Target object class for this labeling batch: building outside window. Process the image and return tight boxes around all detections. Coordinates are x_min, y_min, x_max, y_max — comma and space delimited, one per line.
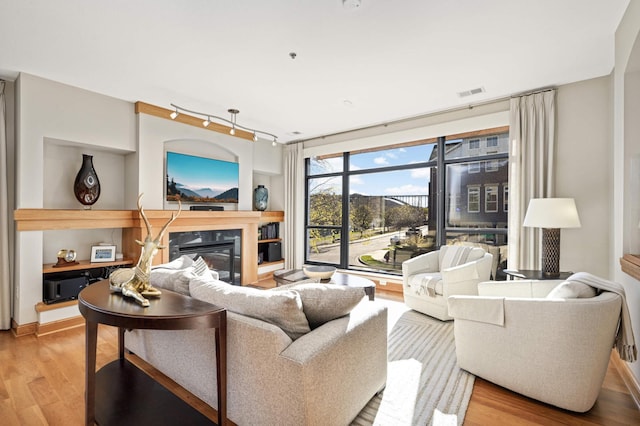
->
468, 187, 481, 213
468, 161, 481, 173
503, 184, 509, 212
485, 159, 499, 172
485, 185, 498, 212
305, 127, 509, 276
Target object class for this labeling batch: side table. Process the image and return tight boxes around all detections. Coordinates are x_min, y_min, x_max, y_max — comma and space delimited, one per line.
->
79, 280, 227, 426
503, 269, 573, 280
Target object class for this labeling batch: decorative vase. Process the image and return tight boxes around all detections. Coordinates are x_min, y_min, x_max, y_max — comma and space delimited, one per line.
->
254, 185, 268, 211
73, 154, 101, 208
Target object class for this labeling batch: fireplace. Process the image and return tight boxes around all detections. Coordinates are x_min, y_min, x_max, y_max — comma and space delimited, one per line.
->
169, 229, 241, 285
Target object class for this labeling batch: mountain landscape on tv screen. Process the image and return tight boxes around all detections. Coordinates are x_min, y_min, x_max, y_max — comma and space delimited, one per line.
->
167, 180, 239, 203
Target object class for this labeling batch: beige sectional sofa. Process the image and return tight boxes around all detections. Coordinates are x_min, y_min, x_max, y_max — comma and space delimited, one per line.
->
125, 260, 388, 425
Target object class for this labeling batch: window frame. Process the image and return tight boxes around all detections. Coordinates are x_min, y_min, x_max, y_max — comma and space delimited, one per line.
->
304, 126, 509, 275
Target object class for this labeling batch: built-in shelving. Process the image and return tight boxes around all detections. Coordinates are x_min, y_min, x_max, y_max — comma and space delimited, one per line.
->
43, 259, 134, 274
257, 213, 284, 278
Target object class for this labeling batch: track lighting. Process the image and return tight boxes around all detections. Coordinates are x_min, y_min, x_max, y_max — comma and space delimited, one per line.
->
168, 103, 277, 143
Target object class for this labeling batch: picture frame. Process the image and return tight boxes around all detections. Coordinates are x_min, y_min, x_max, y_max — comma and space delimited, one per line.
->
90, 245, 116, 263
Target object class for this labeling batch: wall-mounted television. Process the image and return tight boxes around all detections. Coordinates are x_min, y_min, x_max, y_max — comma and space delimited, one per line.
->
166, 151, 239, 204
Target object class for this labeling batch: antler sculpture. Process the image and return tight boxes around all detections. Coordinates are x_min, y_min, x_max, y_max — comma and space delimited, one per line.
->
109, 194, 181, 307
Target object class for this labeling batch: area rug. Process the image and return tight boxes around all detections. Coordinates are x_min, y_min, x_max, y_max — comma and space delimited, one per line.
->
351, 302, 475, 426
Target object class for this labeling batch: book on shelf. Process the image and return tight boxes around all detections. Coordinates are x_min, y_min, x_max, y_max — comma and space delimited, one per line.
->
258, 222, 280, 240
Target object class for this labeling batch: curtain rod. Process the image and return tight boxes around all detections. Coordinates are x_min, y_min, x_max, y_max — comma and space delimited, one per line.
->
288, 86, 556, 145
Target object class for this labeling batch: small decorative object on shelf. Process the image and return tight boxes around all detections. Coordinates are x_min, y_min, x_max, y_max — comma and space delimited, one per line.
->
53, 249, 79, 267
90, 245, 116, 263
73, 154, 101, 208
254, 185, 268, 211
108, 194, 181, 307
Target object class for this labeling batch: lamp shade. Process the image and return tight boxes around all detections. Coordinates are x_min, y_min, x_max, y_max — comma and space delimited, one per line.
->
523, 198, 581, 229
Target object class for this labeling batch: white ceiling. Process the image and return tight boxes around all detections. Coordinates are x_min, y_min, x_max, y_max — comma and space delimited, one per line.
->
0, 0, 629, 143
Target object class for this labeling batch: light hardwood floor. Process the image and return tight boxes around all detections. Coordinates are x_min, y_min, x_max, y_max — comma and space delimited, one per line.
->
0, 290, 638, 425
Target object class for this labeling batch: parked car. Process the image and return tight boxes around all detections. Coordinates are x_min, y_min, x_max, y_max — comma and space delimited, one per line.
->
390, 235, 406, 245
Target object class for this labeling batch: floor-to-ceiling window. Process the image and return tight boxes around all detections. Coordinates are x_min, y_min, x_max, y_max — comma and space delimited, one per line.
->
305, 127, 508, 276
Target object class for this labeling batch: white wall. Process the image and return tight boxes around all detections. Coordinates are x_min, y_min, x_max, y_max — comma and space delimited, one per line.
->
12, 73, 285, 325
301, 87, 615, 278
556, 76, 612, 277
613, 1, 640, 385
136, 113, 254, 210
14, 73, 136, 325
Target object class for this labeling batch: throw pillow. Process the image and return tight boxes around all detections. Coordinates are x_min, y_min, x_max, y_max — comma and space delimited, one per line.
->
189, 276, 311, 340
150, 256, 211, 296
271, 283, 365, 329
439, 246, 479, 270
546, 281, 597, 299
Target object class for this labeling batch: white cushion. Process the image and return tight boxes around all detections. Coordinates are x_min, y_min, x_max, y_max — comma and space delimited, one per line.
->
271, 283, 365, 329
150, 256, 212, 296
439, 246, 484, 270
406, 273, 443, 297
547, 281, 597, 299
189, 276, 311, 340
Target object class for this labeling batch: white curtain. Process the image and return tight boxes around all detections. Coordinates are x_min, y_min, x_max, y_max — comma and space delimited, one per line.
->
0, 81, 11, 329
283, 143, 305, 269
508, 89, 556, 271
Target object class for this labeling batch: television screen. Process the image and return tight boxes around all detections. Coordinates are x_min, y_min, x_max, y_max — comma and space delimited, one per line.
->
166, 151, 239, 203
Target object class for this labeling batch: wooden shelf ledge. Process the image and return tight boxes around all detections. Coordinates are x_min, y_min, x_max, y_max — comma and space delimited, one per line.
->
621, 254, 640, 281
15, 209, 283, 231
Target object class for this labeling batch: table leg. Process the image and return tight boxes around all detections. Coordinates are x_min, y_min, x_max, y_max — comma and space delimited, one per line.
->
215, 311, 227, 426
365, 286, 375, 301
118, 327, 125, 362
85, 320, 98, 426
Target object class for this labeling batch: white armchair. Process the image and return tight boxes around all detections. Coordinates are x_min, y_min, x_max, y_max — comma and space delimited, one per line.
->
447, 282, 622, 412
401, 245, 492, 320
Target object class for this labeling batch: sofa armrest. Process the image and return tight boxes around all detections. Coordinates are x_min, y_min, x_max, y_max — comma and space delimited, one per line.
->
441, 253, 492, 297
402, 250, 439, 288
279, 302, 388, 424
478, 280, 559, 298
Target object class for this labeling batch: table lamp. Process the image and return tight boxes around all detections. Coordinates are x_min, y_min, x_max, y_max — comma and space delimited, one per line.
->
523, 198, 581, 277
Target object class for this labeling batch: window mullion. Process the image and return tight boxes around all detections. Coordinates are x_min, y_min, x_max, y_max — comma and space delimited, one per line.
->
340, 153, 350, 268
436, 136, 446, 247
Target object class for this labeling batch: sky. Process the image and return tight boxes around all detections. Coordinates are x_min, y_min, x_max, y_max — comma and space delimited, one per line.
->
166, 151, 239, 191
311, 144, 435, 196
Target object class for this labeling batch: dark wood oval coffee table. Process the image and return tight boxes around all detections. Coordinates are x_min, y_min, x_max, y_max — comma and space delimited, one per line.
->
79, 280, 227, 425
274, 270, 375, 300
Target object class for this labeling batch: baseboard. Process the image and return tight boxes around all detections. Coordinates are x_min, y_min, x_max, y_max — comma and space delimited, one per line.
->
11, 316, 85, 337
611, 351, 640, 409
11, 318, 36, 337
36, 315, 85, 337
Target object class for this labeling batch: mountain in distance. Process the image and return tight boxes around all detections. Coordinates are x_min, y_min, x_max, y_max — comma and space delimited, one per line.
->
172, 183, 202, 199
216, 188, 238, 201
168, 179, 238, 202
196, 187, 218, 198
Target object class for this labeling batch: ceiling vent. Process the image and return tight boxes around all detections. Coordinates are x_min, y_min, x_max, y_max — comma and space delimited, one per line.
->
457, 87, 485, 98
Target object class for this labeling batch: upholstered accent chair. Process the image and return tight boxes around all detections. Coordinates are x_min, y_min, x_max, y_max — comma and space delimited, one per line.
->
447, 281, 623, 412
401, 245, 492, 320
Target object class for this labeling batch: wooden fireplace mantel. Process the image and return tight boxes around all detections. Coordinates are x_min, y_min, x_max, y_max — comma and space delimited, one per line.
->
14, 209, 284, 285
